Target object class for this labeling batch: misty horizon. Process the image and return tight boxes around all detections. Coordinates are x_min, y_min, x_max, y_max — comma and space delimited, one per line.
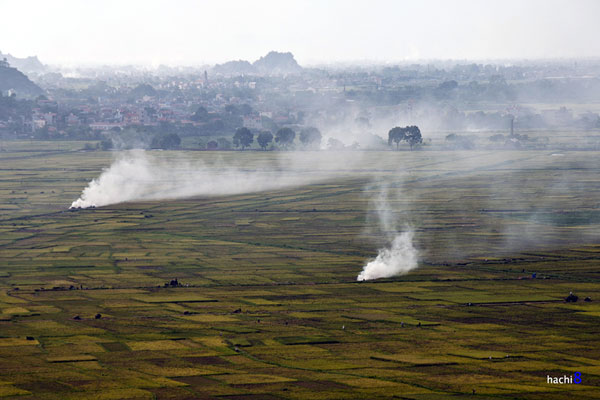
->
9, 56, 600, 71
2, 0, 600, 67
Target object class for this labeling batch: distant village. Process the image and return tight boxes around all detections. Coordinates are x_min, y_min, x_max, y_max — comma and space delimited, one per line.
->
1, 51, 600, 150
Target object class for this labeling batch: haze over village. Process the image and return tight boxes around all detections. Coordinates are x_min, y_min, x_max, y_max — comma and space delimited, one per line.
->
2, 49, 600, 152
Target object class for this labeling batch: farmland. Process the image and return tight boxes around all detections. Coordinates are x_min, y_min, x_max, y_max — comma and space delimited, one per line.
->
1, 142, 600, 399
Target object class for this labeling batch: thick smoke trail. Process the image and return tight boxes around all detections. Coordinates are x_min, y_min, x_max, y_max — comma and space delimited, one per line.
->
70, 150, 360, 209
357, 186, 418, 281
357, 231, 418, 281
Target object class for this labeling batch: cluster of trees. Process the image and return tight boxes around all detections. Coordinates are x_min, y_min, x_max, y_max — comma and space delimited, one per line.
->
221, 125, 424, 151
388, 126, 422, 150
226, 126, 322, 151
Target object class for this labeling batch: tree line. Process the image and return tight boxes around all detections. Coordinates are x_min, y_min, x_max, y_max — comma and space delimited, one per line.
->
225, 125, 422, 151
92, 123, 423, 151
227, 126, 322, 150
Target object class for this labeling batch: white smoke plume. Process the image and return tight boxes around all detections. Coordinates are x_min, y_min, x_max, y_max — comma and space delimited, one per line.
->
70, 150, 362, 209
357, 186, 418, 281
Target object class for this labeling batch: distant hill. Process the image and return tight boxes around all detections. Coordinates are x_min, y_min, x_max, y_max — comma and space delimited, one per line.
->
0, 61, 44, 98
0, 51, 46, 74
212, 52, 303, 76
253, 51, 302, 74
212, 60, 256, 75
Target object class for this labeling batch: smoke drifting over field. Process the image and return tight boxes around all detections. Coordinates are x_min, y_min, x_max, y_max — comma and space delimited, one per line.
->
70, 149, 595, 282
70, 150, 355, 209
70, 150, 420, 281
357, 186, 418, 281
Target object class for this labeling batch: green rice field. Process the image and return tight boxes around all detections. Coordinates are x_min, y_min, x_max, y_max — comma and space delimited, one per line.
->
0, 142, 599, 399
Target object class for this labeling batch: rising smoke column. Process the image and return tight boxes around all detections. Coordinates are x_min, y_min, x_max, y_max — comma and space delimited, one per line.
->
357, 186, 418, 281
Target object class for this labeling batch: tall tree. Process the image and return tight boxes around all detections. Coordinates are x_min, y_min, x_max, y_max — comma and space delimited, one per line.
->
388, 127, 406, 150
257, 131, 273, 150
299, 127, 322, 149
232, 127, 253, 150
405, 126, 422, 150
275, 127, 295, 149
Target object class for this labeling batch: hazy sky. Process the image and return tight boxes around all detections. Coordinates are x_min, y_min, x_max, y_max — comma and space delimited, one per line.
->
2, 0, 599, 66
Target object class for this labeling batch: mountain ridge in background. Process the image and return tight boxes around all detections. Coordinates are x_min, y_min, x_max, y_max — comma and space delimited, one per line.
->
253, 51, 302, 74
212, 51, 302, 75
212, 60, 256, 75
0, 51, 46, 75
0, 60, 44, 98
